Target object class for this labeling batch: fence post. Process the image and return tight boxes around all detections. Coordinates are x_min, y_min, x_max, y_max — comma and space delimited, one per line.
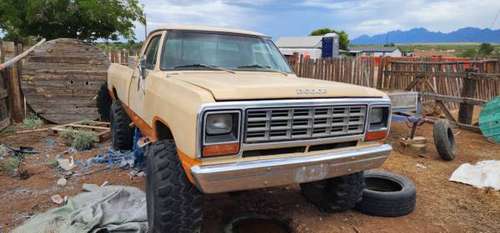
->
6, 66, 24, 122
458, 68, 478, 125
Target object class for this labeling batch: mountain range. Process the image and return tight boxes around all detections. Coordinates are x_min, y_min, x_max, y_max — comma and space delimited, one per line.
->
351, 27, 500, 45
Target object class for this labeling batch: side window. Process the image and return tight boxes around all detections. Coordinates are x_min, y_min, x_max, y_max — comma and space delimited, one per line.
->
143, 36, 161, 69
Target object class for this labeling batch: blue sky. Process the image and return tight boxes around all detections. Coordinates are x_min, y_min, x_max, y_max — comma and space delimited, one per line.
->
136, 0, 500, 40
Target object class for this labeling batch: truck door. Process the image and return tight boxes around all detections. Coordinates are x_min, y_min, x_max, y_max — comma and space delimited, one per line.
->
129, 31, 163, 119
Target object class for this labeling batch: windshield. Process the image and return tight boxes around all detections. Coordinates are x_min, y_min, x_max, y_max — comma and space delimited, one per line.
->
160, 31, 292, 73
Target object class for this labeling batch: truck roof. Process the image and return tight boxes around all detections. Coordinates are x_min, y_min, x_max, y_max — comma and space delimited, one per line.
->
150, 24, 267, 37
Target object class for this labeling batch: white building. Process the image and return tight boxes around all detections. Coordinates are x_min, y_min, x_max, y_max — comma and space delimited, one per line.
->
275, 33, 339, 59
348, 46, 402, 57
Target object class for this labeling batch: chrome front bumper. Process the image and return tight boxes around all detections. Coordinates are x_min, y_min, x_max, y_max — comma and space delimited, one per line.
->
191, 144, 392, 193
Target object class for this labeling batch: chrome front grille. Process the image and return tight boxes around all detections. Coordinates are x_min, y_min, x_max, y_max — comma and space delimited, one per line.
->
245, 105, 367, 143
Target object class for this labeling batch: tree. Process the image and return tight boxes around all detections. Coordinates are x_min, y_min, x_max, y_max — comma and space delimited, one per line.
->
478, 43, 494, 57
310, 28, 350, 50
459, 48, 477, 58
0, 0, 144, 42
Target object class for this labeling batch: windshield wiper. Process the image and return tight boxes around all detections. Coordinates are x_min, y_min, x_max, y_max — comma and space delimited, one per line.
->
237, 64, 288, 76
239, 64, 289, 76
174, 64, 235, 74
237, 64, 271, 69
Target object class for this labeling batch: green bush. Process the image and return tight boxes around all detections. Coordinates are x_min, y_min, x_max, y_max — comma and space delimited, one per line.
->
0, 145, 8, 158
59, 130, 98, 151
0, 157, 20, 175
47, 159, 59, 168
72, 131, 98, 151
22, 115, 43, 129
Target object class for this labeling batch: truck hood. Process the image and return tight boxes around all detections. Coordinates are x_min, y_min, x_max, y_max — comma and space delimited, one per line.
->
170, 71, 387, 100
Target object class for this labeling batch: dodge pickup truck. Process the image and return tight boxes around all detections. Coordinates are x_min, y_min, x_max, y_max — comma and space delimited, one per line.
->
106, 25, 392, 233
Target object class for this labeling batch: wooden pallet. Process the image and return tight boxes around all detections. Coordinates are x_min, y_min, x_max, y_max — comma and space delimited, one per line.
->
50, 120, 111, 142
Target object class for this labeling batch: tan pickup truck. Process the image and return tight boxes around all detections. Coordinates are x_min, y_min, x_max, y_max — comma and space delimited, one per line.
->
106, 25, 392, 233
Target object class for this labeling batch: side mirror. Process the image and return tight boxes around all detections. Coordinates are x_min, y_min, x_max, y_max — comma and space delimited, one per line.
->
138, 57, 147, 79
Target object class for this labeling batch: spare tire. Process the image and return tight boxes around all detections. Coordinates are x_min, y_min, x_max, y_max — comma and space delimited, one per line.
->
300, 172, 365, 213
433, 119, 456, 161
355, 170, 416, 217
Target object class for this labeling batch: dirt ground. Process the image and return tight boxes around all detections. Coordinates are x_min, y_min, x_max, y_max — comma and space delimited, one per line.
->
1, 122, 499, 233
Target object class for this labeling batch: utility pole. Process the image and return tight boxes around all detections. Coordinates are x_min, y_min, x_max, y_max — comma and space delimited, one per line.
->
142, 4, 147, 40
144, 13, 147, 39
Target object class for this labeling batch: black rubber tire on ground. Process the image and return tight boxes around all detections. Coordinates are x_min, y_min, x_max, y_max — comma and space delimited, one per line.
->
96, 83, 112, 122
433, 119, 456, 161
110, 100, 133, 151
300, 172, 365, 213
355, 170, 416, 217
146, 139, 203, 233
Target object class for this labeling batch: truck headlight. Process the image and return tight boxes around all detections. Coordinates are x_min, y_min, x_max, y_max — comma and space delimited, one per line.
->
370, 108, 385, 125
206, 114, 233, 135
202, 111, 241, 157
366, 106, 390, 141
368, 106, 389, 130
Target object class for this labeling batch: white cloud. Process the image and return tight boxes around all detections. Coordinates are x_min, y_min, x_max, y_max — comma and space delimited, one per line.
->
301, 0, 500, 37
136, 0, 273, 39
134, 0, 500, 40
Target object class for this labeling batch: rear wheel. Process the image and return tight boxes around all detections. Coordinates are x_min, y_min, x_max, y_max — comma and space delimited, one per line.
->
96, 83, 112, 122
146, 139, 203, 233
300, 172, 365, 212
110, 100, 133, 151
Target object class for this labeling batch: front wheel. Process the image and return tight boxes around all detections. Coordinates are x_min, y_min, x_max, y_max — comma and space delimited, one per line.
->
145, 139, 203, 233
300, 172, 365, 213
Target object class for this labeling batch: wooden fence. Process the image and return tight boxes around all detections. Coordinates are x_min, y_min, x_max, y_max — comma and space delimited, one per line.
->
287, 55, 378, 88
379, 58, 500, 102
107, 50, 136, 67
287, 55, 499, 102
0, 39, 49, 130
287, 55, 500, 130
0, 41, 20, 130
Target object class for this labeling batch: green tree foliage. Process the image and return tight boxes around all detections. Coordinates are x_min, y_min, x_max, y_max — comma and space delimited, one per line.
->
478, 43, 494, 57
310, 28, 334, 36
310, 28, 350, 50
0, 0, 144, 42
459, 48, 477, 58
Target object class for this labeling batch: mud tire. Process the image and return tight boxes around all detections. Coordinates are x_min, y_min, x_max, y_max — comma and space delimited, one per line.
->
300, 172, 365, 213
146, 139, 203, 233
433, 119, 456, 161
96, 83, 112, 122
110, 100, 133, 150
355, 170, 416, 217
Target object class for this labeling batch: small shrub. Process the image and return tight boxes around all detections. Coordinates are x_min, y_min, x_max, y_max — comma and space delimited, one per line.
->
0, 126, 16, 135
60, 130, 76, 146
47, 159, 59, 168
22, 115, 43, 129
0, 145, 8, 158
72, 130, 98, 151
59, 130, 98, 151
0, 157, 20, 175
